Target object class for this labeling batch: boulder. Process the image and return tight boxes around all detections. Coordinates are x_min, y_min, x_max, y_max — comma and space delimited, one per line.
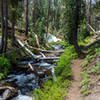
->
0, 86, 18, 100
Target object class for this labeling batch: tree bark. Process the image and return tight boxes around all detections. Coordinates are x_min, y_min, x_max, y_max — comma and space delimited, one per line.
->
32, 0, 36, 25
11, 22, 15, 45
25, 0, 29, 37
3, 0, 8, 53
88, 0, 92, 24
72, 0, 81, 54
1, 0, 5, 53
47, 0, 51, 35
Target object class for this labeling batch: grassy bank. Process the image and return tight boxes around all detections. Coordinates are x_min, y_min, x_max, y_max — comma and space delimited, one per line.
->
33, 46, 78, 100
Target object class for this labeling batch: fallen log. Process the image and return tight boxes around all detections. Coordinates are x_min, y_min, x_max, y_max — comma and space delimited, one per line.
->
38, 57, 59, 60
88, 24, 100, 35
16, 39, 60, 61
28, 63, 34, 71
88, 24, 96, 32
0, 86, 15, 90
16, 39, 41, 59
25, 42, 64, 53
34, 33, 46, 57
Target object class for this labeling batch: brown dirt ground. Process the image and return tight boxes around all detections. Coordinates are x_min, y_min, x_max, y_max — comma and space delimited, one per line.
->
65, 59, 83, 100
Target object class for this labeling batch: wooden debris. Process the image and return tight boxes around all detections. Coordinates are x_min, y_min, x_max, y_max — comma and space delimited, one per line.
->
25, 42, 64, 53
28, 63, 34, 71
16, 39, 41, 59
16, 39, 60, 60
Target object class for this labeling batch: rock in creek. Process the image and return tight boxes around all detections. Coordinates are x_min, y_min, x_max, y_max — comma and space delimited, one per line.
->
0, 86, 18, 100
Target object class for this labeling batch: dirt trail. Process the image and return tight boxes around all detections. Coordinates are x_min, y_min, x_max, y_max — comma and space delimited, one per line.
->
66, 59, 83, 100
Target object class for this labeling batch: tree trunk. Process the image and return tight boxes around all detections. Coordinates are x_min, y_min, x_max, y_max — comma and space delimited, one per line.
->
25, 0, 29, 37
3, 0, 8, 53
47, 0, 51, 35
11, 22, 15, 45
1, 0, 5, 53
72, 0, 81, 54
32, 0, 36, 25
88, 0, 92, 24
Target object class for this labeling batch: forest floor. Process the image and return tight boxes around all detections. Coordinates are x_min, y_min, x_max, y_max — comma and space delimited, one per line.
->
65, 59, 83, 100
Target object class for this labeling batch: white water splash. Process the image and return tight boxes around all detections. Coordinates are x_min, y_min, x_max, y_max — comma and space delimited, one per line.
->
11, 95, 34, 100
46, 34, 61, 43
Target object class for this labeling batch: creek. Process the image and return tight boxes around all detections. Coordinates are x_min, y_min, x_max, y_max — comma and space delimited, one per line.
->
0, 60, 55, 100
0, 34, 62, 100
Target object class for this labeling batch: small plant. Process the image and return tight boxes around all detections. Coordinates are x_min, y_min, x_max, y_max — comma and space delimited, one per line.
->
95, 48, 100, 55
0, 56, 11, 79
88, 62, 100, 74
81, 85, 91, 96
81, 61, 88, 68
85, 55, 93, 62
80, 72, 92, 96
80, 72, 91, 87
80, 78, 91, 87
88, 66, 96, 74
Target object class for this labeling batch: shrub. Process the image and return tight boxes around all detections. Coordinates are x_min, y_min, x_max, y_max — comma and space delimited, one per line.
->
0, 56, 11, 79
55, 46, 78, 76
34, 78, 70, 100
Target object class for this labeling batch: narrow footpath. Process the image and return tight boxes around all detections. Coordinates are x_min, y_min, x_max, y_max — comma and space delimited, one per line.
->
66, 59, 83, 100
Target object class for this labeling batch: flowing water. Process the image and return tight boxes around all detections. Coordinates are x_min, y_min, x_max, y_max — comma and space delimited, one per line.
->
0, 34, 61, 100
0, 61, 51, 100
0, 61, 53, 100
0, 68, 39, 100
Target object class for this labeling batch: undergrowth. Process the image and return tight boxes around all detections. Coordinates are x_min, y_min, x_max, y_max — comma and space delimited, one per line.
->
0, 56, 11, 79
80, 42, 100, 97
33, 46, 78, 100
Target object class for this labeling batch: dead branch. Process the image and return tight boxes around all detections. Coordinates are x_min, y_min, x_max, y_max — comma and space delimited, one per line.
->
25, 42, 64, 53
16, 39, 41, 59
28, 63, 34, 71
16, 39, 60, 60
